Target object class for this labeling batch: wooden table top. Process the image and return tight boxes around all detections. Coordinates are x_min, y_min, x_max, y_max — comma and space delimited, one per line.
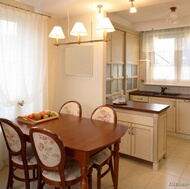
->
14, 113, 127, 153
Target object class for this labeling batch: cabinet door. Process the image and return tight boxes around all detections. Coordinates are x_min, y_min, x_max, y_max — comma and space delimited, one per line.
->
111, 30, 125, 63
125, 33, 139, 92
149, 97, 175, 132
131, 123, 153, 161
117, 121, 131, 155
176, 99, 190, 134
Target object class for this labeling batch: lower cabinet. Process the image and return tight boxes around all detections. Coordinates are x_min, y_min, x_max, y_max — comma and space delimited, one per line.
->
116, 108, 167, 170
119, 121, 153, 161
149, 97, 175, 132
176, 99, 190, 135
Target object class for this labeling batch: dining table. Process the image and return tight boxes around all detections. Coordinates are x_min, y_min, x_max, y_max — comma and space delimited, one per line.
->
14, 113, 127, 189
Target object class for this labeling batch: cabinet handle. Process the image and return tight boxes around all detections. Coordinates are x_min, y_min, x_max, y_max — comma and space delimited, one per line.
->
128, 126, 131, 135
131, 127, 134, 135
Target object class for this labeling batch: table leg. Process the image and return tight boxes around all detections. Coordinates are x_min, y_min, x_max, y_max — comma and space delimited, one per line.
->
113, 140, 120, 189
80, 156, 89, 189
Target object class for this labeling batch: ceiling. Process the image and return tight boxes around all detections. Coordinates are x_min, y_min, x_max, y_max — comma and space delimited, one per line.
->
14, 0, 190, 27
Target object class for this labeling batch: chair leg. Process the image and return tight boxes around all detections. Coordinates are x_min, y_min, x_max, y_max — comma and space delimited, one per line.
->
96, 167, 102, 189
88, 168, 93, 189
24, 168, 30, 189
109, 159, 115, 186
7, 163, 14, 189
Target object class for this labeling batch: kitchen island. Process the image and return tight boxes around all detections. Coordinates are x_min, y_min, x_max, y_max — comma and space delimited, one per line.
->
106, 99, 169, 171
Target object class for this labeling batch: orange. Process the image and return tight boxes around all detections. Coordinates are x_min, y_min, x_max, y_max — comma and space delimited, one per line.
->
39, 111, 46, 117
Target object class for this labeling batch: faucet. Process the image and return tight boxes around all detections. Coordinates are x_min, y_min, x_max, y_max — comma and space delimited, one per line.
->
160, 87, 167, 94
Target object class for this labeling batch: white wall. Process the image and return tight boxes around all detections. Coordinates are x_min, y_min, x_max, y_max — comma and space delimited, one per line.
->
48, 13, 107, 118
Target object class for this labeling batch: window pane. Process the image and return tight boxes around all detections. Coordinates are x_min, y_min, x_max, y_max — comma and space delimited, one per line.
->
181, 50, 190, 80
118, 79, 124, 91
127, 78, 132, 90
106, 64, 111, 77
153, 38, 175, 80
133, 78, 137, 88
106, 80, 111, 94
118, 64, 124, 77
113, 64, 118, 77
132, 65, 137, 75
127, 65, 132, 76
182, 51, 190, 65
112, 80, 117, 92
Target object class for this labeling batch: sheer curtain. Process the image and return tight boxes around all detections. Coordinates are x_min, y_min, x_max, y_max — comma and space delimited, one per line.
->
0, 4, 48, 169
141, 27, 190, 52
141, 27, 190, 85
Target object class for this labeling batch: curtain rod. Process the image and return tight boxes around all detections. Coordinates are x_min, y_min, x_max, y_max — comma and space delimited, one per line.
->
0, 1, 51, 18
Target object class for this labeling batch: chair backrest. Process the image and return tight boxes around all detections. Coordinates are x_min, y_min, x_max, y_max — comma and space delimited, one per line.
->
0, 118, 25, 155
29, 127, 67, 182
90, 105, 117, 124
59, 101, 82, 117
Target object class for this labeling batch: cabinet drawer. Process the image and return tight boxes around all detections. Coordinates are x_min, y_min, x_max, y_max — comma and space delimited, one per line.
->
132, 95, 149, 102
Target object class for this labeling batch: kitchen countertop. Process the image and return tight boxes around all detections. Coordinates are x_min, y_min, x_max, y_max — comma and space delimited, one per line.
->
106, 99, 169, 114
129, 90, 190, 100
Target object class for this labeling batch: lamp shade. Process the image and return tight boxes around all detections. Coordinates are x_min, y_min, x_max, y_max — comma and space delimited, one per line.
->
130, 6, 137, 13
49, 26, 65, 39
70, 22, 87, 36
95, 17, 115, 33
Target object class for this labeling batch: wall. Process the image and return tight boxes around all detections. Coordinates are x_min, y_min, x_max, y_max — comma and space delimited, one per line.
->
48, 13, 107, 118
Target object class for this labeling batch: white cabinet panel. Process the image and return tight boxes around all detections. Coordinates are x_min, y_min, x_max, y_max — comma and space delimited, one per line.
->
149, 97, 175, 132
131, 124, 153, 161
176, 99, 190, 134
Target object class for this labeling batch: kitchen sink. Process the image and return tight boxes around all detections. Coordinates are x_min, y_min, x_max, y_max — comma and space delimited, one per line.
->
158, 93, 181, 96
132, 91, 181, 97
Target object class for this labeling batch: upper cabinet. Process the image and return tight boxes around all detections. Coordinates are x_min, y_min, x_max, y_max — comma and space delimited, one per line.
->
125, 33, 139, 93
106, 29, 125, 99
106, 27, 139, 100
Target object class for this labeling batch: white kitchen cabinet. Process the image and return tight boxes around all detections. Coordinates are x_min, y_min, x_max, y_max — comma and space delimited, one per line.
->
125, 33, 139, 93
106, 28, 140, 100
176, 99, 190, 134
106, 29, 125, 99
118, 121, 131, 155
118, 120, 153, 161
116, 108, 167, 170
149, 97, 175, 132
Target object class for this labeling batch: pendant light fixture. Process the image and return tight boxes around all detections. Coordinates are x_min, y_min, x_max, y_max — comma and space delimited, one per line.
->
129, 0, 137, 13
49, 3, 115, 46
166, 7, 179, 25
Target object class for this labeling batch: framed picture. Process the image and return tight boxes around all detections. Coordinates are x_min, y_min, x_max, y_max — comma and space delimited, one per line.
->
65, 45, 93, 76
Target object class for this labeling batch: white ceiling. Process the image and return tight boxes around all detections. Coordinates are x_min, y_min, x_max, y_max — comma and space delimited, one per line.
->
15, 0, 190, 26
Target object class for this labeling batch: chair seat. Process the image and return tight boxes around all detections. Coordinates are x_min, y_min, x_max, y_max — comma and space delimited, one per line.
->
90, 148, 112, 165
42, 158, 81, 182
12, 144, 37, 165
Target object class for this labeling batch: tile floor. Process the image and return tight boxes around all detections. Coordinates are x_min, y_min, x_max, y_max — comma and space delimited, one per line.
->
1, 136, 190, 189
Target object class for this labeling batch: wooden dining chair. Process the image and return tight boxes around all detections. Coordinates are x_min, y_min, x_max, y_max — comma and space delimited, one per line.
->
90, 105, 117, 189
0, 118, 38, 189
29, 127, 92, 189
59, 100, 82, 117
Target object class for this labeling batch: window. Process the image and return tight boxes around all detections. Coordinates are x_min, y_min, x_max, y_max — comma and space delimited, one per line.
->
0, 5, 48, 118
141, 27, 190, 86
